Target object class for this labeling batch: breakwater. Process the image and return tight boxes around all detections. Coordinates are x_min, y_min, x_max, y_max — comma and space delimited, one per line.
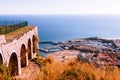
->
39, 41, 64, 53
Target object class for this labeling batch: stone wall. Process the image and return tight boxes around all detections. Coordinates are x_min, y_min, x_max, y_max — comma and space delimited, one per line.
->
0, 26, 38, 75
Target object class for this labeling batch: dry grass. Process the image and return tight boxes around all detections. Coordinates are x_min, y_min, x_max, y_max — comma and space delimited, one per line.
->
33, 55, 120, 80
5, 26, 35, 42
0, 55, 120, 80
0, 63, 14, 80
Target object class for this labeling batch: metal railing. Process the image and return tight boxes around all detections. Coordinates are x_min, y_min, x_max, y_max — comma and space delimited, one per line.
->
0, 21, 28, 34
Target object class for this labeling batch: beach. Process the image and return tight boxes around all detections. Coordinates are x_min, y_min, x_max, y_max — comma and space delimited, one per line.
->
48, 50, 80, 62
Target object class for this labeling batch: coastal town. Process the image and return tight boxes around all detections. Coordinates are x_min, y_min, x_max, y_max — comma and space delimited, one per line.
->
40, 37, 120, 68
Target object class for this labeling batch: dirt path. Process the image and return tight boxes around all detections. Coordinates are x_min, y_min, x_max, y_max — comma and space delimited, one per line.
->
14, 61, 41, 80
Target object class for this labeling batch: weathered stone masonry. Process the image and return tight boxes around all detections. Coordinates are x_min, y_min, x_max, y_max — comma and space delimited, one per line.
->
0, 26, 38, 75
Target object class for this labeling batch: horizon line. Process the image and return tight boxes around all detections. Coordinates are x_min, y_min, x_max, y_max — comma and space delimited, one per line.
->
0, 14, 120, 16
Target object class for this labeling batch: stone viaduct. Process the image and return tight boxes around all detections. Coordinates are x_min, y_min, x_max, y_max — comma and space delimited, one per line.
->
0, 26, 38, 75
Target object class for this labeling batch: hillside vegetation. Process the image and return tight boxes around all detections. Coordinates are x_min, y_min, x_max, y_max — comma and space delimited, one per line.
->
0, 55, 120, 80
33, 55, 120, 80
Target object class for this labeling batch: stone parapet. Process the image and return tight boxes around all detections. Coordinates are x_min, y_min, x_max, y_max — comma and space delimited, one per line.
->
0, 35, 6, 45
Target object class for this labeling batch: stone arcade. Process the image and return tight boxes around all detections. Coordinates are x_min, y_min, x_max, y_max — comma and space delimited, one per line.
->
0, 26, 38, 75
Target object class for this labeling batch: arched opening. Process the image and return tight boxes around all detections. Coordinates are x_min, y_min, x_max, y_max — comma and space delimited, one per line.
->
0, 53, 3, 64
28, 39, 32, 59
20, 44, 27, 67
32, 35, 38, 54
9, 53, 18, 75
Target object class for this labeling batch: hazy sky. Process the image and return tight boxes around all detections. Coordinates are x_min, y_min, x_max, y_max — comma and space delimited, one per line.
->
0, 0, 120, 15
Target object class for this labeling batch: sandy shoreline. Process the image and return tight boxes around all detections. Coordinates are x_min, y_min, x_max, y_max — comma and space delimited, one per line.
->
47, 50, 80, 62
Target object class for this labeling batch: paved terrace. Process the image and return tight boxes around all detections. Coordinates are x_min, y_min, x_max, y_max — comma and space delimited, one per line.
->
0, 26, 39, 75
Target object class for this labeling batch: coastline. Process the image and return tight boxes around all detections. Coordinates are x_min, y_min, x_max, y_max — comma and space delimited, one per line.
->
40, 37, 120, 67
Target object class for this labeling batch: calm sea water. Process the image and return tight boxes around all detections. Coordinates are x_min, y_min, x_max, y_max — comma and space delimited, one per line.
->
0, 15, 120, 56
0, 15, 120, 41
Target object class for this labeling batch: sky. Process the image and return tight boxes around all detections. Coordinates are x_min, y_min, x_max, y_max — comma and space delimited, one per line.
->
0, 0, 120, 15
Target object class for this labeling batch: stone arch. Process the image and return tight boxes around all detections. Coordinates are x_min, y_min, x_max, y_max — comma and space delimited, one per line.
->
9, 52, 18, 75
20, 44, 27, 67
32, 35, 38, 54
28, 38, 32, 59
0, 53, 3, 64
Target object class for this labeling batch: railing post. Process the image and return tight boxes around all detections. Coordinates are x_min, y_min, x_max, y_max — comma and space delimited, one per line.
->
5, 21, 7, 34
0, 29, 1, 34
19, 22, 21, 28
26, 21, 28, 26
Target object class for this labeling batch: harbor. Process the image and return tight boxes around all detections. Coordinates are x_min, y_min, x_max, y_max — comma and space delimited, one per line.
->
39, 37, 120, 54
39, 37, 120, 67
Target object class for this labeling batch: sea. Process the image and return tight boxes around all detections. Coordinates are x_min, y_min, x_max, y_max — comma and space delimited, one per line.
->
0, 15, 120, 57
